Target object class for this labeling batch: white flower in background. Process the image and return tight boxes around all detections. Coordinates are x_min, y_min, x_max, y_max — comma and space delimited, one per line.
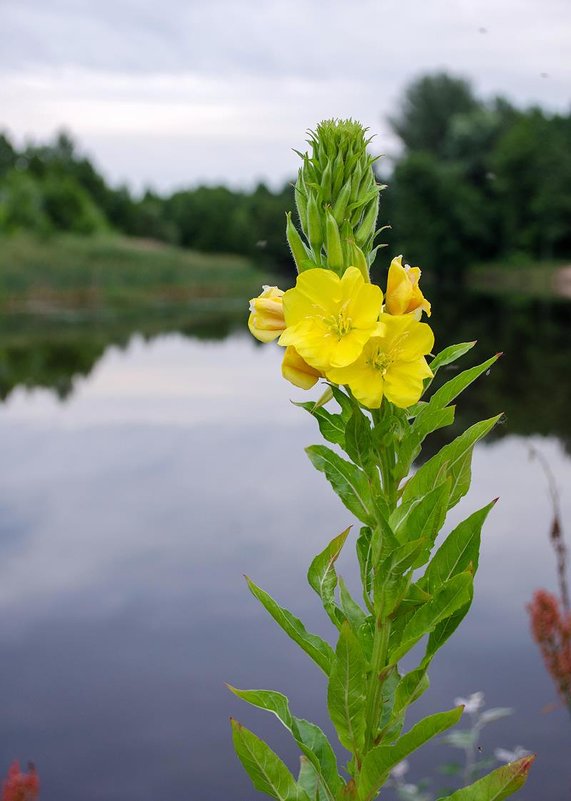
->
495, 746, 531, 764
390, 760, 410, 780
454, 691, 484, 714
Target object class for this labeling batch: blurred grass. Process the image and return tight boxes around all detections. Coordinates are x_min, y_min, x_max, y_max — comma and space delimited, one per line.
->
0, 233, 270, 313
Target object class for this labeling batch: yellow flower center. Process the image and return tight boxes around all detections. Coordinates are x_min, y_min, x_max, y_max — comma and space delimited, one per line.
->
325, 307, 353, 339
368, 333, 409, 375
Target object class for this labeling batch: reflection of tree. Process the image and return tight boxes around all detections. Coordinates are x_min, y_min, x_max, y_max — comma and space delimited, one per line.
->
0, 290, 570, 450
427, 289, 571, 452
0, 305, 247, 401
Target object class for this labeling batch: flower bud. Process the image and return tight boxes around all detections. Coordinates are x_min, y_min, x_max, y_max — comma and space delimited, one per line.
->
385, 255, 431, 318
248, 285, 286, 343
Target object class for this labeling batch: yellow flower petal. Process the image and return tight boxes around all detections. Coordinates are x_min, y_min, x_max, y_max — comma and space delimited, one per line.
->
282, 346, 321, 390
282, 269, 340, 326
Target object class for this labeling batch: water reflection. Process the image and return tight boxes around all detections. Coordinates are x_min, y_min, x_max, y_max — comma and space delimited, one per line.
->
0, 294, 570, 800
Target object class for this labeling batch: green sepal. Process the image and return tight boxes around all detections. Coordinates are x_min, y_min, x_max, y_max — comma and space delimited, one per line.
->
246, 577, 335, 675
228, 687, 344, 800
325, 208, 345, 273
307, 527, 352, 626
306, 445, 375, 526
327, 622, 367, 757
435, 755, 535, 801
286, 211, 311, 273
358, 707, 464, 801
230, 718, 311, 801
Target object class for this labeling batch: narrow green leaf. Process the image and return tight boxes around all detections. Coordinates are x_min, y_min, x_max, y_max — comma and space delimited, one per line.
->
421, 501, 496, 594
436, 755, 535, 801
402, 416, 501, 510
425, 354, 500, 412
294, 402, 346, 447
327, 622, 367, 756
424, 599, 472, 664
246, 577, 334, 675
356, 527, 373, 603
359, 707, 464, 801
231, 718, 310, 801
389, 573, 473, 662
397, 406, 455, 479
308, 527, 351, 626
429, 342, 477, 374
298, 757, 319, 800
338, 577, 367, 635
344, 410, 374, 473
306, 445, 374, 524
393, 667, 430, 718
394, 481, 451, 567
228, 687, 343, 800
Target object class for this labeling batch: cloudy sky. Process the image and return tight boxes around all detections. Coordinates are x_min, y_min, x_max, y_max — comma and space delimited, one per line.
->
1, 0, 570, 192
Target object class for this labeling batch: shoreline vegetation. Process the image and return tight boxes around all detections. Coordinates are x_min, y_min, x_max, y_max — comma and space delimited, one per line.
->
0, 234, 569, 321
1, 72, 570, 292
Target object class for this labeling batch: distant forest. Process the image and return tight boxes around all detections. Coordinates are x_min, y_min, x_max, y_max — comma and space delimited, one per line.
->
1, 73, 570, 277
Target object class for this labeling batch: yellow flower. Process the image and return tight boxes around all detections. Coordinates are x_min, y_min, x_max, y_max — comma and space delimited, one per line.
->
385, 255, 431, 318
248, 285, 286, 343
279, 267, 383, 371
326, 314, 434, 409
282, 346, 322, 390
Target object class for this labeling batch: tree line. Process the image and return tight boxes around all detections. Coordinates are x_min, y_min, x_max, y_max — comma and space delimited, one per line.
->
1, 72, 570, 278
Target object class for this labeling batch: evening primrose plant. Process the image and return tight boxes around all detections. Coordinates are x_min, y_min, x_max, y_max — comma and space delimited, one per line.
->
231, 119, 534, 801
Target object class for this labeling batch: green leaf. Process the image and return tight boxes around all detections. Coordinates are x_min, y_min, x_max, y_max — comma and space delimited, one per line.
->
394, 481, 451, 567
402, 416, 501, 510
421, 501, 496, 595
389, 572, 473, 662
429, 342, 477, 374
339, 577, 367, 635
327, 622, 367, 755
424, 601, 472, 665
298, 758, 319, 800
393, 667, 430, 718
344, 410, 374, 473
435, 756, 535, 801
356, 527, 373, 604
359, 707, 464, 801
424, 354, 500, 412
231, 718, 310, 801
228, 687, 343, 800
308, 527, 352, 626
330, 385, 354, 419
246, 577, 335, 675
295, 402, 346, 447
396, 407, 455, 482
306, 445, 374, 524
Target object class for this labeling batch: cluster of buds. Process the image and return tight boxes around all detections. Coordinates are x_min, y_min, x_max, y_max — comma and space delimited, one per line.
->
285, 119, 386, 280
1, 762, 39, 801
528, 589, 571, 707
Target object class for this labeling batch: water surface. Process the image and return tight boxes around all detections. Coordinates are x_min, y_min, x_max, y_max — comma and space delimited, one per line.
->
0, 295, 570, 800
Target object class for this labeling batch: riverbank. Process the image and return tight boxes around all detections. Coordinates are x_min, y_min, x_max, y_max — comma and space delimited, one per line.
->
0, 233, 270, 315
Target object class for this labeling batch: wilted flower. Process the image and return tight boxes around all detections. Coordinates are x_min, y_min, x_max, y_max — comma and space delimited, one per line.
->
385, 255, 431, 318
248, 285, 286, 343
1, 762, 39, 801
528, 589, 571, 703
